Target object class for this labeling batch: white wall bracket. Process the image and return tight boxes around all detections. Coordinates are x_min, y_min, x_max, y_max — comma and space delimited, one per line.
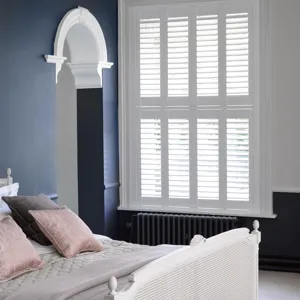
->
67, 62, 113, 89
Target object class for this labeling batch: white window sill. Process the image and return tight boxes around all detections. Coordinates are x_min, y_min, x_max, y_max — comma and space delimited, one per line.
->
118, 205, 277, 219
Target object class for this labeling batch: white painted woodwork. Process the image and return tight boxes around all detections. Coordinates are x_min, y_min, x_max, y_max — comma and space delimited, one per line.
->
0, 168, 13, 188
0, 168, 16, 214
48, 6, 114, 211
45, 6, 113, 86
68, 62, 113, 89
118, 0, 273, 218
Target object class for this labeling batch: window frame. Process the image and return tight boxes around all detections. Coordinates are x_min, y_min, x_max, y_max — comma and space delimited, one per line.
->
118, 0, 274, 218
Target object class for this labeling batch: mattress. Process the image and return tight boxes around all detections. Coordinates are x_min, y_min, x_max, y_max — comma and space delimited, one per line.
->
0, 235, 149, 298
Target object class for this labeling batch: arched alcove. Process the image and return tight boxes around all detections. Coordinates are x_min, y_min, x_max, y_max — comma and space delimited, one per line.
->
45, 6, 114, 234
45, 6, 112, 85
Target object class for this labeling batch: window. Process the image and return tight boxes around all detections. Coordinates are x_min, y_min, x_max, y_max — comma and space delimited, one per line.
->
119, 0, 273, 218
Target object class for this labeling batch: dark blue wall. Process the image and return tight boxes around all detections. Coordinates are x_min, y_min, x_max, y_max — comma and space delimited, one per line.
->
77, 89, 105, 234
0, 0, 118, 196
76, 86, 119, 237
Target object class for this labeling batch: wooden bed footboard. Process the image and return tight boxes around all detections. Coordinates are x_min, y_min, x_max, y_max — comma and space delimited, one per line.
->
105, 221, 261, 300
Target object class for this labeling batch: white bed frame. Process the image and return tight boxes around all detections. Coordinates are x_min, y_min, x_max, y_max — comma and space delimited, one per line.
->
0, 168, 13, 187
106, 221, 261, 300
0, 168, 15, 214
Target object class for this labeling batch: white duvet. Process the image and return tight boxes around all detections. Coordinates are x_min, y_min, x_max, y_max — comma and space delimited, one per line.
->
0, 235, 148, 297
29, 234, 113, 255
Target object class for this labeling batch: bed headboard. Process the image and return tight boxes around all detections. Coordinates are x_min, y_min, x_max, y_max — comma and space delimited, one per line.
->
0, 168, 13, 188
0, 168, 14, 214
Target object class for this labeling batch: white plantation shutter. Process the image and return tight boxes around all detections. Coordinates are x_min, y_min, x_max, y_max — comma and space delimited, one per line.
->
125, 1, 262, 215
226, 13, 249, 96
168, 119, 190, 199
197, 119, 219, 200
227, 118, 250, 201
140, 119, 162, 198
168, 17, 189, 97
140, 18, 161, 98
197, 15, 219, 97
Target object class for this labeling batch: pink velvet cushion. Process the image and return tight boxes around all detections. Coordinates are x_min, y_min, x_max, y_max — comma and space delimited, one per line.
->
29, 207, 103, 258
0, 215, 44, 282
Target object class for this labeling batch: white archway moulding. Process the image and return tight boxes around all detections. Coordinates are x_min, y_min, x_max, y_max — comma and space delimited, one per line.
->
45, 6, 113, 88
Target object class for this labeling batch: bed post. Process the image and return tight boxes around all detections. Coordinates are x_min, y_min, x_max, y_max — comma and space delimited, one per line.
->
251, 220, 261, 244
251, 220, 261, 300
106, 277, 118, 299
6, 168, 12, 185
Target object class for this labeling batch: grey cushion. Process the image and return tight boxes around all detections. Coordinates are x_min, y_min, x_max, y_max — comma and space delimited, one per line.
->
2, 195, 59, 245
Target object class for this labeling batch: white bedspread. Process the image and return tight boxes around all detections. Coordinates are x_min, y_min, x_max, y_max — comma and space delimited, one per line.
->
6, 245, 181, 300
0, 238, 148, 297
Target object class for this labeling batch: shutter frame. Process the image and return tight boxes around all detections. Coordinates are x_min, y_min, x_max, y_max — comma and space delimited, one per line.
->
125, 0, 261, 215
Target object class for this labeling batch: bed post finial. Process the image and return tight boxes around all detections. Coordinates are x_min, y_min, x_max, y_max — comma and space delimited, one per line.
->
190, 234, 206, 246
108, 276, 118, 296
6, 168, 12, 185
251, 220, 261, 244
253, 220, 259, 231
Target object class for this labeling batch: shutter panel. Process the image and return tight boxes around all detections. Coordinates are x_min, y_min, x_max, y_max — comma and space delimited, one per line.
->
226, 13, 249, 96
227, 118, 250, 201
140, 119, 162, 198
131, 4, 257, 211
197, 119, 219, 200
197, 15, 219, 97
140, 18, 161, 98
168, 17, 189, 97
168, 119, 190, 199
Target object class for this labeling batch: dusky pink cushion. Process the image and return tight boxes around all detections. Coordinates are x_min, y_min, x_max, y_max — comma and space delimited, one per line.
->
0, 215, 44, 282
29, 207, 103, 258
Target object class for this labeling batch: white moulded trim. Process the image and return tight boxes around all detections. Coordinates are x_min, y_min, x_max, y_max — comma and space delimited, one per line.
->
67, 61, 113, 89
44, 55, 67, 64
44, 55, 67, 79
118, 205, 277, 219
118, 0, 128, 208
120, 0, 257, 6
45, 6, 113, 86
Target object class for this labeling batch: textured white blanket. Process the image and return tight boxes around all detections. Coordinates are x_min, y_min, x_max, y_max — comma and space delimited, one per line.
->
0, 239, 147, 297
1, 239, 181, 300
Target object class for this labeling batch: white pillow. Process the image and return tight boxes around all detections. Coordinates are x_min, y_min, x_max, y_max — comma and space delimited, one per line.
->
29, 239, 56, 255
0, 183, 19, 215
93, 234, 112, 242
29, 234, 111, 255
